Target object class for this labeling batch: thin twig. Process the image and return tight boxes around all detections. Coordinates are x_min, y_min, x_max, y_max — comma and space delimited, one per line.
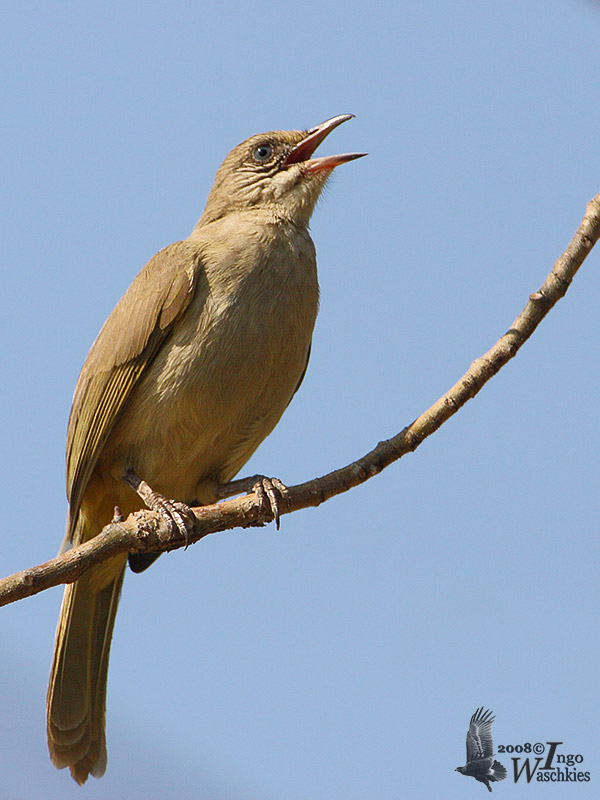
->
1, 193, 599, 608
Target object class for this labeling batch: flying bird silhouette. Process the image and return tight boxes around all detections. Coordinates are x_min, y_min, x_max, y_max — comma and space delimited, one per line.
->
455, 707, 507, 791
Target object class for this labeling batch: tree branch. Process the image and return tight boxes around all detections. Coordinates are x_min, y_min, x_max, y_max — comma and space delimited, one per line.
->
2, 193, 599, 608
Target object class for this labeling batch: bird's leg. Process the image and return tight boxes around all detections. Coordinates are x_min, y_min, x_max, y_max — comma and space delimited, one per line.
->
215, 474, 289, 529
122, 468, 196, 547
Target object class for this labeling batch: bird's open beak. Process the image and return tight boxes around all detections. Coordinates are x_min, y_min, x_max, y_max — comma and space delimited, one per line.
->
283, 114, 367, 173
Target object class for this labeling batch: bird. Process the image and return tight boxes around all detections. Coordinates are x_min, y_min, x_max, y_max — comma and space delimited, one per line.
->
455, 707, 507, 791
46, 115, 366, 784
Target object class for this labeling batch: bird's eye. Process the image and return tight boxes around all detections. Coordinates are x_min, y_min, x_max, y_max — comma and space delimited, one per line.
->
253, 143, 273, 163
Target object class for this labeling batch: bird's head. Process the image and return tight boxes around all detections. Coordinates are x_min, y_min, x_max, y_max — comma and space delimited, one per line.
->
198, 114, 366, 227
455, 766, 466, 774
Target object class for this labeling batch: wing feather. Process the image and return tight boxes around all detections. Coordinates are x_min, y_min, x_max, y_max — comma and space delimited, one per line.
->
66, 240, 203, 540
466, 707, 496, 762
290, 343, 311, 403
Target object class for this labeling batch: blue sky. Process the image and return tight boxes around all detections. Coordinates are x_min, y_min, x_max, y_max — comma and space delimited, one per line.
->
2, 1, 599, 797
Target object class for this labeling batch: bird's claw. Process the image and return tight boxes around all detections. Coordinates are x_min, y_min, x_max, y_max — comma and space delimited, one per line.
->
171, 501, 197, 548
144, 492, 195, 546
252, 477, 288, 529
123, 469, 196, 548
214, 472, 289, 528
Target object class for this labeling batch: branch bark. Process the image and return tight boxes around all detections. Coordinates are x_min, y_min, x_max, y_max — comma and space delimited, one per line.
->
2, 193, 599, 608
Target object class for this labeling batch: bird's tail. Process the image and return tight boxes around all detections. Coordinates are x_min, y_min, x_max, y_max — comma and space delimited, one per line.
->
47, 535, 126, 785
491, 760, 507, 782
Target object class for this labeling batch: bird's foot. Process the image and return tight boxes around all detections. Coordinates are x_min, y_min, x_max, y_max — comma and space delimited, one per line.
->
252, 476, 288, 529
216, 474, 289, 529
123, 469, 196, 547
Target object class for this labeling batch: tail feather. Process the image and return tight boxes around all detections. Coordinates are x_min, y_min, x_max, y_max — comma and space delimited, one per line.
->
47, 553, 126, 784
491, 760, 507, 782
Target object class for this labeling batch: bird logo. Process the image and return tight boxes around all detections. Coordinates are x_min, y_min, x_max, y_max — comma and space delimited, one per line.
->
455, 707, 507, 791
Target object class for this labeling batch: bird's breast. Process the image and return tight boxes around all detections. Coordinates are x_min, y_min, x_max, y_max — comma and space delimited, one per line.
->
110, 220, 319, 499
